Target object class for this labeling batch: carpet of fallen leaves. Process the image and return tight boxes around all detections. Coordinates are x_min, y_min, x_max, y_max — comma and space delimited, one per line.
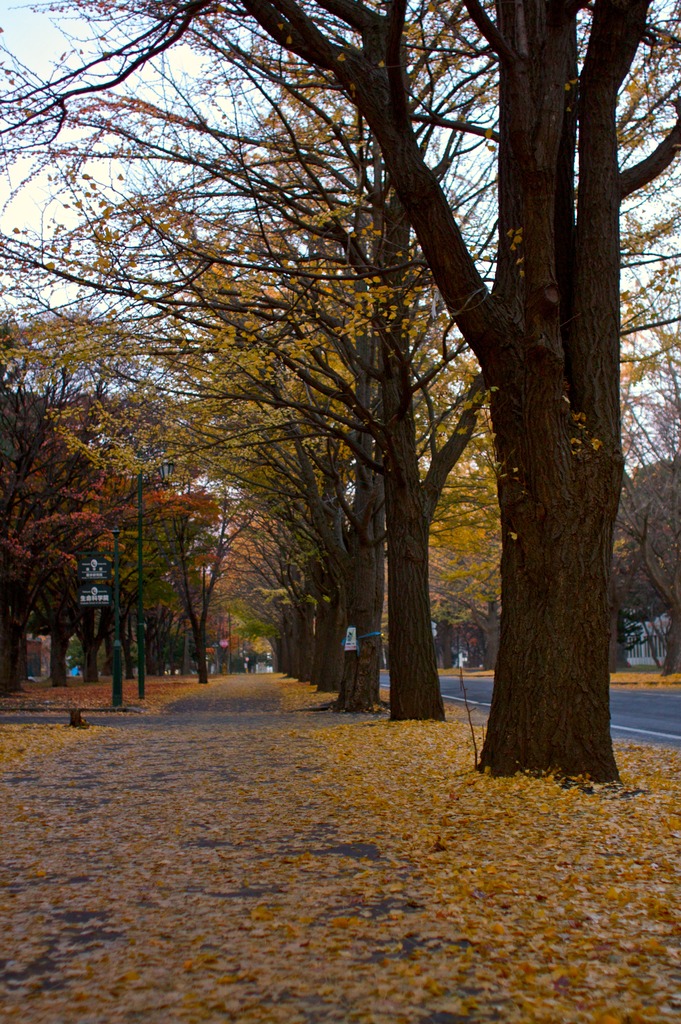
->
610, 674, 681, 688
1, 675, 679, 1024
0, 674, 210, 714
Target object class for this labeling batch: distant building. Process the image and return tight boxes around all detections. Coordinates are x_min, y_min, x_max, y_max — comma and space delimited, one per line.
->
626, 616, 668, 666
26, 635, 51, 678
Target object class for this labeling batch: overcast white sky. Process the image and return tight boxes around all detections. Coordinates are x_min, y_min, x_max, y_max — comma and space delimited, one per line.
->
2, 2, 70, 71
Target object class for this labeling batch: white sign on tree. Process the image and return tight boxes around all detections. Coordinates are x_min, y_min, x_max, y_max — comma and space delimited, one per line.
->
344, 626, 357, 652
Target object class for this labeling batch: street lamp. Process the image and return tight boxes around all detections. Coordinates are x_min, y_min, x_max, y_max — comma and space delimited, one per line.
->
137, 458, 174, 699
200, 564, 208, 683
112, 526, 123, 707
137, 470, 145, 699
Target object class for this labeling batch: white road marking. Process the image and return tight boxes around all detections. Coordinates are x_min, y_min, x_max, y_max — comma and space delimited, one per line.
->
443, 695, 492, 708
611, 725, 681, 741
443, 695, 681, 742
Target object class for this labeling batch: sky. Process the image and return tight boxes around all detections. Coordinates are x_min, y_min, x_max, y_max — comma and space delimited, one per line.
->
0, 3, 200, 233
1, 3, 84, 226
2, 2, 68, 72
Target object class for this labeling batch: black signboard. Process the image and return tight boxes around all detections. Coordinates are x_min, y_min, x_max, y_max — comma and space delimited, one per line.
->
78, 553, 112, 582
78, 584, 113, 608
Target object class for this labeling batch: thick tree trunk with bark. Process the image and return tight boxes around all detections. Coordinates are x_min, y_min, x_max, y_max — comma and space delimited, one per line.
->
384, 472, 443, 720
294, 601, 315, 682
279, 609, 293, 676
609, 577, 619, 674
483, 451, 620, 778
187, 609, 208, 685
145, 611, 161, 676
50, 625, 70, 688
83, 644, 99, 683
336, 533, 383, 711
101, 636, 113, 677
0, 606, 22, 694
663, 610, 681, 675
481, 601, 500, 672
436, 621, 454, 670
80, 607, 113, 683
289, 606, 304, 680
311, 590, 345, 693
271, 636, 282, 674
123, 614, 135, 680
382, 375, 444, 721
334, 454, 384, 711
0, 574, 31, 693
181, 629, 192, 676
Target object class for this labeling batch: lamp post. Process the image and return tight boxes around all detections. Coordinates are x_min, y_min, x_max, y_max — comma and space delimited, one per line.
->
137, 470, 145, 699
200, 564, 208, 683
137, 459, 174, 697
112, 527, 123, 707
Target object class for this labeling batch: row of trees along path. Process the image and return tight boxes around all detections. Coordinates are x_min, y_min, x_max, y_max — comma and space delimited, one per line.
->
2, 0, 681, 779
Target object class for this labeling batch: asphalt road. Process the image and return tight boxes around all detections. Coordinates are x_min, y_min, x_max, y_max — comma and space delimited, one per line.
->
433, 674, 681, 749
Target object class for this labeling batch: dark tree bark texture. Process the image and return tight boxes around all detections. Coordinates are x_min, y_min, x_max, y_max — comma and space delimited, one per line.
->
383, 414, 443, 721
663, 612, 681, 675
0, 603, 23, 694
49, 626, 70, 688
335, 466, 384, 712
311, 590, 345, 693
436, 621, 454, 671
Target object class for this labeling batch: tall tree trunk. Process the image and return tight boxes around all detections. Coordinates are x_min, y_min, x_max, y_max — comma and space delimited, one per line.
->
294, 601, 315, 682
476, 0, 633, 780
272, 636, 282, 674
436, 621, 454, 670
480, 432, 620, 779
181, 629, 192, 676
336, 533, 383, 711
481, 601, 500, 672
101, 635, 113, 677
17, 632, 28, 684
608, 576, 620, 675
383, 410, 444, 721
123, 614, 135, 679
0, 602, 22, 694
311, 589, 345, 693
145, 610, 160, 676
662, 609, 681, 675
50, 624, 70, 688
187, 610, 208, 685
335, 447, 384, 712
279, 609, 293, 677
288, 606, 302, 680
83, 644, 99, 683
81, 609, 100, 683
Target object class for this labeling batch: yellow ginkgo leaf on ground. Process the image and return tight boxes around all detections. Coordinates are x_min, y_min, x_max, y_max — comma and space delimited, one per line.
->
250, 905, 275, 921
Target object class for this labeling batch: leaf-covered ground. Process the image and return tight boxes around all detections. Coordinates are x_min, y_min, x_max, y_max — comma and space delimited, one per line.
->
1, 676, 679, 1023
0, 674, 208, 713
